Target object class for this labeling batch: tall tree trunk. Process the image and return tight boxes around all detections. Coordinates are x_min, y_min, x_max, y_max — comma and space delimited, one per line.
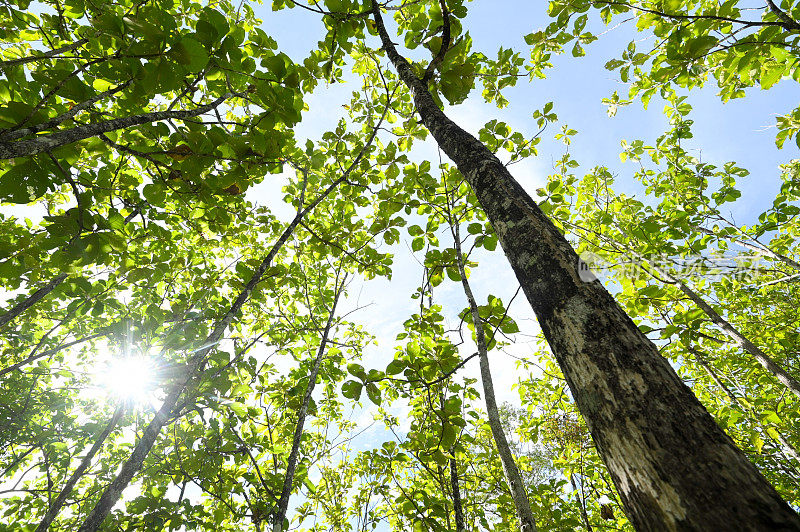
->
273, 274, 345, 532
451, 210, 537, 531
439, 393, 465, 532
370, 2, 800, 529
448, 456, 465, 532
0, 273, 67, 329
35, 405, 124, 532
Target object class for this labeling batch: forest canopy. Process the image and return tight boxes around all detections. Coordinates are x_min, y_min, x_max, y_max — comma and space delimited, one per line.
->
0, 0, 799, 530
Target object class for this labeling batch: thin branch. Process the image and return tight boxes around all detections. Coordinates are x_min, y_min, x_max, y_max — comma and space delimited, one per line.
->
593, 0, 799, 31
273, 273, 346, 531
35, 405, 125, 532
0, 331, 108, 377
2, 79, 135, 142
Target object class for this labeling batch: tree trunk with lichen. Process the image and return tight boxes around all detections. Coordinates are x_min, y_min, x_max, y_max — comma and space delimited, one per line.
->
371, 2, 800, 529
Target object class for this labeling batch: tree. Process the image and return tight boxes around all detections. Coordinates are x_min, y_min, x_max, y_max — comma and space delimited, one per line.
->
543, 97, 800, 504
2, 0, 800, 530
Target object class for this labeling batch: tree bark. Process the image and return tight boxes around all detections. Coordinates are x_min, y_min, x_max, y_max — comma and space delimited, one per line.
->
439, 392, 465, 532
0, 273, 67, 329
272, 275, 345, 532
448, 456, 465, 532
569, 473, 593, 532
0, 38, 89, 70
370, 2, 800, 529
765, 0, 800, 31
3, 80, 134, 142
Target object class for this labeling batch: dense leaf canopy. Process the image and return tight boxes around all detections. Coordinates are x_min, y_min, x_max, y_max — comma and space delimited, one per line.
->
0, 0, 798, 530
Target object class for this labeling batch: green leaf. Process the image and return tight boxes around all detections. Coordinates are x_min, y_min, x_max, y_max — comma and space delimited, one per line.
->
752, 435, 764, 454
386, 359, 406, 375
263, 54, 288, 78
441, 423, 456, 449
687, 36, 717, 58
200, 7, 229, 40
366, 382, 381, 405
92, 78, 114, 92
760, 62, 784, 90
347, 363, 366, 380
51, 442, 68, 453
0, 160, 49, 203
227, 401, 248, 417
170, 37, 209, 72
446, 267, 461, 282
407, 341, 421, 358
231, 384, 252, 397
499, 317, 520, 334
341, 380, 362, 400
766, 427, 782, 442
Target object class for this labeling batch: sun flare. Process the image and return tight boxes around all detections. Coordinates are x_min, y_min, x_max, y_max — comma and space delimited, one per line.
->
99, 355, 157, 403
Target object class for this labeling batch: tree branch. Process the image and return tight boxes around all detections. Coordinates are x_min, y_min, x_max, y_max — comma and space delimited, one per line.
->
1, 79, 134, 142
765, 0, 800, 31
0, 274, 68, 330
273, 273, 346, 531
35, 405, 125, 532
0, 38, 89, 70
422, 0, 451, 84
592, 0, 799, 31
0, 92, 239, 160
